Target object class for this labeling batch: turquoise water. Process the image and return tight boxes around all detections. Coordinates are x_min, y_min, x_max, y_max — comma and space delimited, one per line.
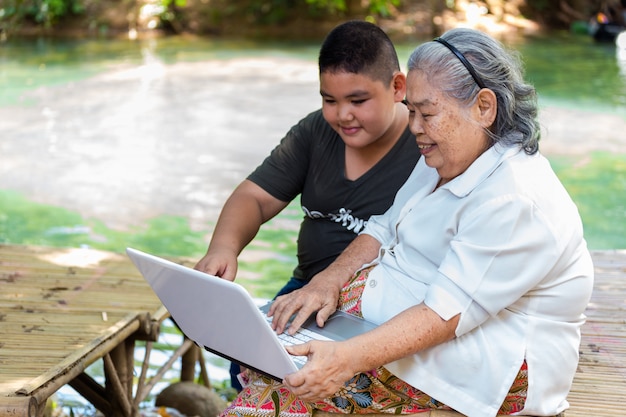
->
514, 33, 626, 116
2, 32, 626, 116
0, 36, 320, 106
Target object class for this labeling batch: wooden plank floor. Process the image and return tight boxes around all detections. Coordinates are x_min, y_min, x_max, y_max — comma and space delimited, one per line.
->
566, 250, 626, 417
0, 244, 175, 415
1, 245, 625, 417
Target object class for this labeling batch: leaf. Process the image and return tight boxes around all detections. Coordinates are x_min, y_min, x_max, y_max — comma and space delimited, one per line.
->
271, 391, 281, 417
353, 373, 371, 390
332, 396, 350, 410
352, 391, 373, 408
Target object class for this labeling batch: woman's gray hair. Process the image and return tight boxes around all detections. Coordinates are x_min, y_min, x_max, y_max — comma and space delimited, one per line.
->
407, 28, 540, 154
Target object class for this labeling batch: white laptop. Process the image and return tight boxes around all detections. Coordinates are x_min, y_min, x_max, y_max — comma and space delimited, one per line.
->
126, 247, 378, 381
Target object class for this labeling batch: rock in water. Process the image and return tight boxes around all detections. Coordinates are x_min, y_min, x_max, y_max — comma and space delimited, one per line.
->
155, 382, 227, 417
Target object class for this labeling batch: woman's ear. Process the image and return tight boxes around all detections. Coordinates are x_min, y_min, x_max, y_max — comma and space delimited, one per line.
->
391, 71, 407, 102
476, 88, 497, 128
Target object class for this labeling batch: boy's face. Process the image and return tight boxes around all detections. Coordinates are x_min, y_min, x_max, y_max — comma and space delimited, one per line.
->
320, 70, 404, 149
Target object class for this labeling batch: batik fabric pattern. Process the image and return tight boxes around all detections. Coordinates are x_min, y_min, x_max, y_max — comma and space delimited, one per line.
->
221, 266, 527, 417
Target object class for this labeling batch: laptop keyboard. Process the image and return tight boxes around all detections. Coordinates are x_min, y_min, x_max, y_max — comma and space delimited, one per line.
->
263, 313, 332, 366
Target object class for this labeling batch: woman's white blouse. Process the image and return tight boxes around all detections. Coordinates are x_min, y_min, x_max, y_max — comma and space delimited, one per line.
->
361, 144, 594, 417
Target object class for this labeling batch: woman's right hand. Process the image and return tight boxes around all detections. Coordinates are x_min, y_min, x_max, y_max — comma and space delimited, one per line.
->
267, 269, 342, 335
269, 233, 382, 335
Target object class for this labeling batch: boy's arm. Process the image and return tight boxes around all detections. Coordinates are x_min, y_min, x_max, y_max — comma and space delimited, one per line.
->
194, 179, 289, 280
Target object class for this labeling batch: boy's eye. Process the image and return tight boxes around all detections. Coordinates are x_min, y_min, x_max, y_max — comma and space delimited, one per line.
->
352, 99, 366, 105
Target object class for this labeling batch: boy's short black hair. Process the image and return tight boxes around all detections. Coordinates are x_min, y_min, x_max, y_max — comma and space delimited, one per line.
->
318, 20, 400, 85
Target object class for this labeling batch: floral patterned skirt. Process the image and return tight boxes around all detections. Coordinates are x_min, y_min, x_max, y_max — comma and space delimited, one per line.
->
221, 266, 527, 417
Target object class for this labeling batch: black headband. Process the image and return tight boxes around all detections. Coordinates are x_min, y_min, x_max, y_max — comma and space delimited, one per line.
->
433, 37, 486, 89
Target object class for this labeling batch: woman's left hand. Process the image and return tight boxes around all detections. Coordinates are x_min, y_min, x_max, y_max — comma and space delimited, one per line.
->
281, 303, 460, 402
282, 340, 356, 402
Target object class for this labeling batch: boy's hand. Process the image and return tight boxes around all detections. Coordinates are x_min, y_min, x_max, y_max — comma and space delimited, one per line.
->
194, 249, 238, 281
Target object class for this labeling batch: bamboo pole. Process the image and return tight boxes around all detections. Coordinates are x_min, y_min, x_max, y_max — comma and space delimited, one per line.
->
180, 341, 198, 382
133, 340, 154, 411
140, 339, 195, 399
197, 348, 211, 388
0, 396, 39, 417
103, 353, 132, 417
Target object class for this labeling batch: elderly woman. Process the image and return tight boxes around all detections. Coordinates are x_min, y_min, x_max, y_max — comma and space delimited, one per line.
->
223, 28, 594, 417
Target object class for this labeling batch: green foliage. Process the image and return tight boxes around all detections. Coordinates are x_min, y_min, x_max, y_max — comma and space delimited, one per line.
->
305, 0, 400, 16
0, 189, 209, 258
0, 189, 300, 297
125, 216, 208, 258
162, 0, 187, 8
246, 0, 295, 24
0, 0, 400, 35
0, 190, 86, 246
0, 0, 611, 36
237, 204, 300, 298
525, 0, 551, 11
0, 0, 85, 28
305, 0, 347, 14
366, 0, 400, 17
207, 0, 402, 26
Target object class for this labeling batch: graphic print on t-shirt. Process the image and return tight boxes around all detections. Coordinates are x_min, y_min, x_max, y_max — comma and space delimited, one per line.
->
302, 206, 367, 234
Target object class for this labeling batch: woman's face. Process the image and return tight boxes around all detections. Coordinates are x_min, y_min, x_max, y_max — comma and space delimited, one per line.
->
405, 70, 492, 185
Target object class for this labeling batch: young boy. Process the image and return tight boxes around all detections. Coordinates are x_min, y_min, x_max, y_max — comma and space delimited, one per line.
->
194, 20, 420, 390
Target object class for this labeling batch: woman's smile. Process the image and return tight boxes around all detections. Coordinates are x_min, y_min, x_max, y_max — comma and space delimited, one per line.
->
417, 142, 437, 155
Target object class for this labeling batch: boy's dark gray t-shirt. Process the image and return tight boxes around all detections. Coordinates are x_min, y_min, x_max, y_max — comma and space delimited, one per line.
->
248, 109, 420, 281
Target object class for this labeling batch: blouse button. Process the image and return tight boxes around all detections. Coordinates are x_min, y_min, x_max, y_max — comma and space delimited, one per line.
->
369, 279, 377, 288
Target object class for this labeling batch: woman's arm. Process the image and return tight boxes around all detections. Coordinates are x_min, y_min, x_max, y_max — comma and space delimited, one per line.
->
268, 233, 382, 334
283, 303, 459, 401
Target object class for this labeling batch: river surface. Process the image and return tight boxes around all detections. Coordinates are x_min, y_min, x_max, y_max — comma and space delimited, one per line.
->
1, 33, 626, 232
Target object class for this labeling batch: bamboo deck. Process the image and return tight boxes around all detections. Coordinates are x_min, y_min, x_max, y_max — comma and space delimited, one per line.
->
566, 250, 626, 417
1, 245, 625, 417
0, 244, 190, 417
